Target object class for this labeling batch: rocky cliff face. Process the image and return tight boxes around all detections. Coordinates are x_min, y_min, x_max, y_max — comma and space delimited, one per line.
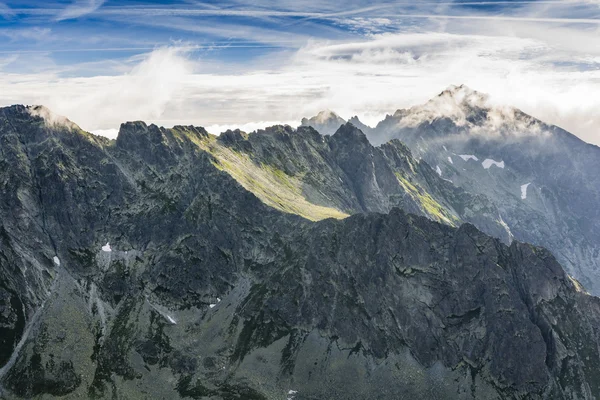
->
304, 85, 600, 296
213, 122, 509, 242
1, 105, 600, 399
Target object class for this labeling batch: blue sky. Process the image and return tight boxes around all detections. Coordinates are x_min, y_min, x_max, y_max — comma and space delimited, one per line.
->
0, 0, 599, 143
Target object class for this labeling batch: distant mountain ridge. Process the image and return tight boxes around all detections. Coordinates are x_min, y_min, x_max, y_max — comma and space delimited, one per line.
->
302, 85, 600, 295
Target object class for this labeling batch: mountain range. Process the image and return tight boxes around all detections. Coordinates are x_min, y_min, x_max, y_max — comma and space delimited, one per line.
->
302, 85, 600, 296
0, 86, 599, 399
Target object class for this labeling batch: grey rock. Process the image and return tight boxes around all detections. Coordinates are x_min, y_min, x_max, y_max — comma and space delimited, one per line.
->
0, 105, 599, 399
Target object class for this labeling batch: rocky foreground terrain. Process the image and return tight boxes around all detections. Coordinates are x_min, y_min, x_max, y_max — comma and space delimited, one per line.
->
1, 103, 600, 399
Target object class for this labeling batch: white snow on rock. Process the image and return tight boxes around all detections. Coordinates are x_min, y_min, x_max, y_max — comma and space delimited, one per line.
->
498, 214, 514, 243
53, 256, 60, 266
521, 183, 531, 199
482, 159, 505, 169
146, 298, 177, 325
443, 145, 448, 151
448, 156, 453, 164
436, 165, 442, 176
459, 154, 479, 162
102, 242, 112, 252
288, 390, 298, 400
209, 297, 222, 309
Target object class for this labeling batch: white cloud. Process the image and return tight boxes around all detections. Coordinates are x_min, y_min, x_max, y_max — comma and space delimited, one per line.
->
204, 121, 297, 135
0, 47, 193, 132
0, 27, 52, 42
90, 128, 119, 139
0, 2, 13, 18
57, 0, 105, 21
0, 30, 599, 145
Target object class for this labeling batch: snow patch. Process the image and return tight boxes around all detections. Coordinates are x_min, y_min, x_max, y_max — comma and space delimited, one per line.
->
521, 183, 531, 200
288, 389, 298, 400
53, 256, 60, 266
436, 165, 442, 176
147, 298, 177, 325
568, 275, 588, 294
498, 214, 514, 243
482, 159, 505, 169
102, 242, 112, 252
443, 145, 448, 151
459, 154, 479, 162
209, 297, 222, 309
447, 156, 453, 164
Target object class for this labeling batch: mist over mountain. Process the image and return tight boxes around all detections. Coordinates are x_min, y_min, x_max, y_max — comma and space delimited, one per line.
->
0, 87, 600, 400
303, 85, 600, 296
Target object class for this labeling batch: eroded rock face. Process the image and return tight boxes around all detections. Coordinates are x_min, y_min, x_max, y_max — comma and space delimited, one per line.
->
0, 106, 599, 399
354, 86, 600, 296
215, 122, 508, 241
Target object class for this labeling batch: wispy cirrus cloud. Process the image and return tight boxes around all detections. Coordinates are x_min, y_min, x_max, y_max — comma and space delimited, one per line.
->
56, 0, 105, 21
0, 2, 13, 18
0, 0, 598, 145
91, 4, 600, 24
0, 27, 52, 42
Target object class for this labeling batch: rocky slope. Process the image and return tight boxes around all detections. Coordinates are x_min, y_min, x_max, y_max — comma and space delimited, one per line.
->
215, 123, 510, 241
1, 105, 600, 399
304, 85, 600, 296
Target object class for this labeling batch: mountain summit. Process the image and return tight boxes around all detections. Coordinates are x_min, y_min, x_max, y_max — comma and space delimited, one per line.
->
341, 85, 600, 295
300, 109, 346, 135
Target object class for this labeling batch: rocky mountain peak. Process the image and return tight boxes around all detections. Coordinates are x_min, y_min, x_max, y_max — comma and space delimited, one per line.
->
218, 128, 247, 143
172, 125, 209, 139
301, 109, 347, 135
440, 84, 489, 107
331, 122, 370, 145
389, 84, 491, 128
25, 105, 79, 131
376, 85, 545, 140
314, 109, 343, 124
348, 115, 374, 135
116, 121, 162, 145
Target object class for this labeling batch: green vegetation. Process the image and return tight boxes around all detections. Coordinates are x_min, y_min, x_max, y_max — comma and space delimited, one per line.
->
207, 143, 348, 221
170, 130, 347, 221
394, 172, 458, 226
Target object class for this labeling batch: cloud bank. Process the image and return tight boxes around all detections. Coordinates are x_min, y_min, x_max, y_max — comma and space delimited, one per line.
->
0, 28, 598, 144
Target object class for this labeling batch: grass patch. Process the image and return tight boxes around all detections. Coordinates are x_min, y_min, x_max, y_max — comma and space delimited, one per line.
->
208, 144, 348, 221
395, 172, 458, 226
